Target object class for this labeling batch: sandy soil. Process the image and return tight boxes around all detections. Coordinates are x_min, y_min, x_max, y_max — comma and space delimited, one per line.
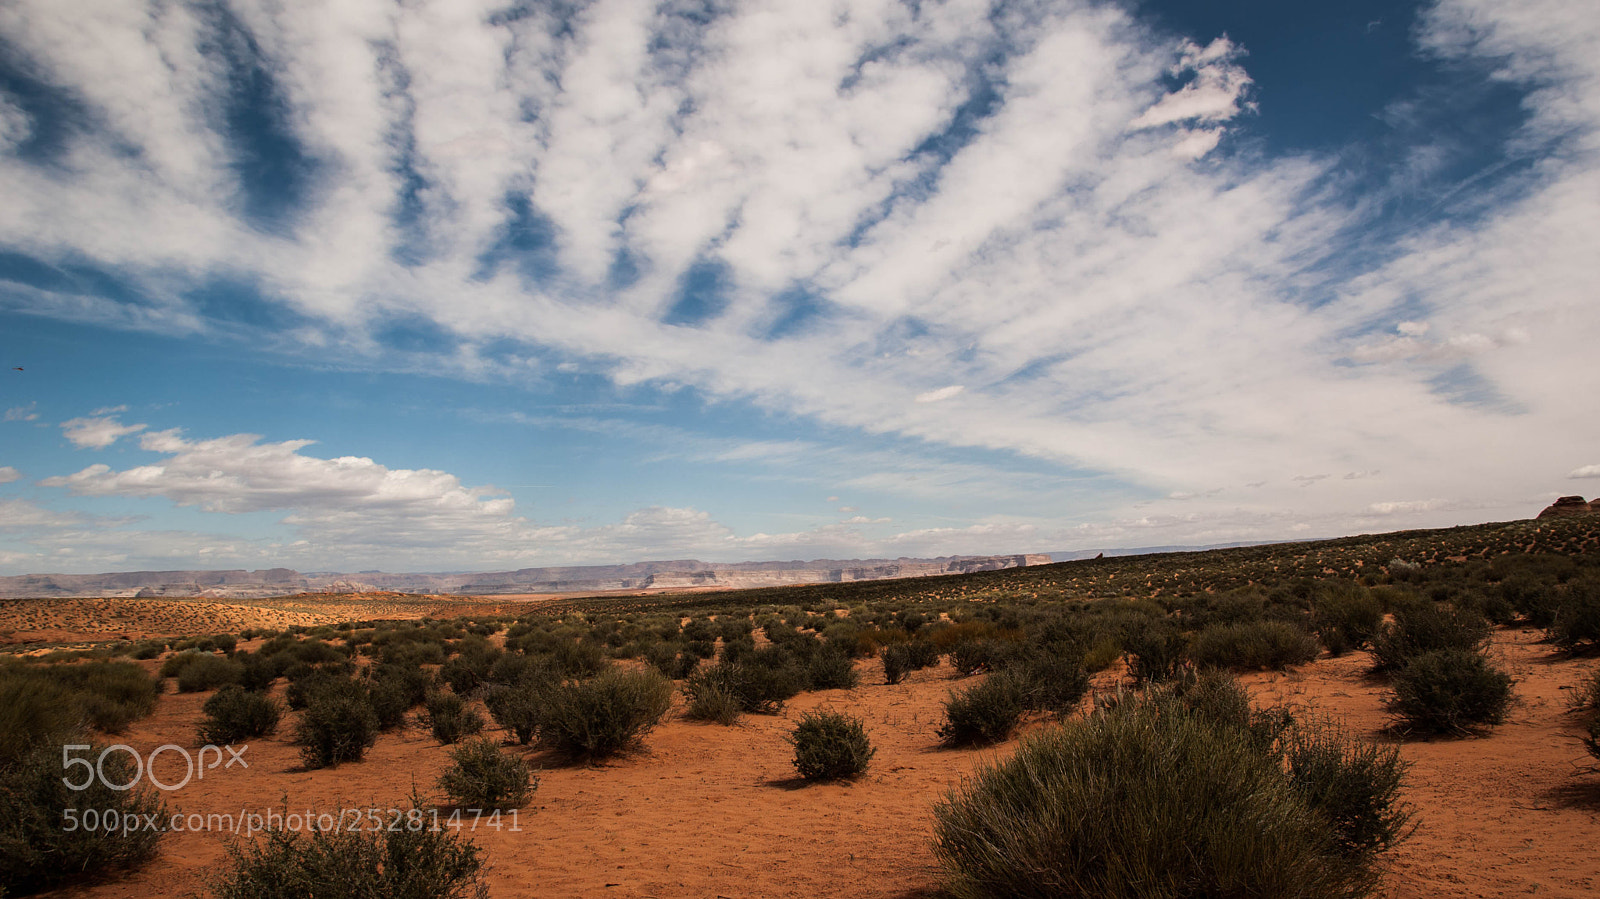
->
40, 626, 1600, 899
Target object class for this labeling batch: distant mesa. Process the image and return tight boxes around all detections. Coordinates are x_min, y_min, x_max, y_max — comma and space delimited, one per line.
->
0, 555, 1054, 599
1537, 495, 1598, 519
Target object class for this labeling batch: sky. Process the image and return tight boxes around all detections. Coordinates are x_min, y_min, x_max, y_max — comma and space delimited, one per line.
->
1, 0, 1597, 575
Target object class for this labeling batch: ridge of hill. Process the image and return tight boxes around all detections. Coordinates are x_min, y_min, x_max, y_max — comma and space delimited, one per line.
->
0, 554, 1052, 599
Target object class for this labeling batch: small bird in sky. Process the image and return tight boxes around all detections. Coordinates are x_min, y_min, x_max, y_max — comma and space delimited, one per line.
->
10, 367, 20, 371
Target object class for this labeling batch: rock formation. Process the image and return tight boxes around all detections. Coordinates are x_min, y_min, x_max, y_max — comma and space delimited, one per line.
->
1537, 495, 1598, 518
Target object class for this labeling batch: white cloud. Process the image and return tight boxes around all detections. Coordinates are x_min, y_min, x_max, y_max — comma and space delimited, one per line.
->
0, 92, 28, 152
0, 466, 19, 484
60, 415, 146, 449
1568, 465, 1600, 479
1129, 37, 1253, 131
1366, 499, 1449, 515
4, 404, 39, 422
0, 0, 1596, 562
43, 429, 519, 549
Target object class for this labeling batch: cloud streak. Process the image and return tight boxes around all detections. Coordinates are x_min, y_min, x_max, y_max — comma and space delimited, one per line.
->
1, 0, 1597, 569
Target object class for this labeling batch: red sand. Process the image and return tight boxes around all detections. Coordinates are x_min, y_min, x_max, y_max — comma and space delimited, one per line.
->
45, 626, 1600, 899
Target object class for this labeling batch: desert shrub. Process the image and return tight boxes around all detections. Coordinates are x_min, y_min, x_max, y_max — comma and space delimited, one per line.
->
536, 668, 673, 761
380, 640, 448, 668
805, 646, 859, 690
279, 638, 347, 666
199, 686, 282, 745
683, 680, 743, 725
439, 637, 502, 695
1283, 718, 1414, 863
285, 667, 358, 710
550, 639, 608, 678
367, 664, 434, 731
0, 737, 166, 896
1014, 648, 1090, 718
1387, 648, 1513, 734
932, 694, 1393, 899
905, 640, 941, 668
294, 680, 380, 768
130, 639, 167, 660
1081, 633, 1122, 672
437, 737, 536, 811
1584, 717, 1599, 762
0, 659, 160, 737
1189, 621, 1321, 671
238, 651, 286, 692
0, 676, 80, 767
421, 691, 486, 745
483, 682, 545, 744
209, 810, 488, 899
1549, 579, 1600, 650
1575, 667, 1600, 713
789, 711, 875, 781
882, 643, 913, 685
1496, 571, 1562, 628
1370, 600, 1491, 673
1313, 586, 1384, 656
175, 653, 246, 692
956, 637, 1028, 676
1124, 623, 1189, 683
939, 672, 1025, 747
683, 659, 802, 715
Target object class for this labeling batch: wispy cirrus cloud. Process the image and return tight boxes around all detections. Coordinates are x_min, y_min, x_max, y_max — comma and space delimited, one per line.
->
0, 0, 1597, 571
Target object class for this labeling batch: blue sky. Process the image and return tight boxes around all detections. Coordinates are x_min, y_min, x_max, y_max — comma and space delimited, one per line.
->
2, 0, 1597, 575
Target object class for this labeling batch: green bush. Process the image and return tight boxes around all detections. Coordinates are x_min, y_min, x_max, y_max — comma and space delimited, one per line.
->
1188, 621, 1321, 671
0, 665, 167, 895
199, 686, 282, 745
1283, 718, 1414, 862
1370, 600, 1490, 673
951, 638, 1019, 676
1574, 667, 1600, 713
483, 683, 544, 744
805, 646, 859, 690
0, 738, 167, 896
932, 693, 1400, 899
682, 659, 801, 715
294, 681, 380, 768
644, 643, 701, 680
421, 691, 486, 745
167, 651, 246, 692
1014, 648, 1090, 717
790, 711, 875, 781
939, 672, 1025, 747
1313, 585, 1384, 655
1387, 648, 1513, 735
683, 681, 742, 725
209, 810, 488, 899
285, 667, 358, 710
437, 737, 536, 810
1549, 579, 1600, 650
536, 668, 673, 761
1124, 624, 1188, 683
882, 643, 913, 684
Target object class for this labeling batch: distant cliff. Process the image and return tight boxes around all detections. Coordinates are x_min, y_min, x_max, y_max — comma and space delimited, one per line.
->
1538, 496, 1598, 519
0, 555, 1052, 599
